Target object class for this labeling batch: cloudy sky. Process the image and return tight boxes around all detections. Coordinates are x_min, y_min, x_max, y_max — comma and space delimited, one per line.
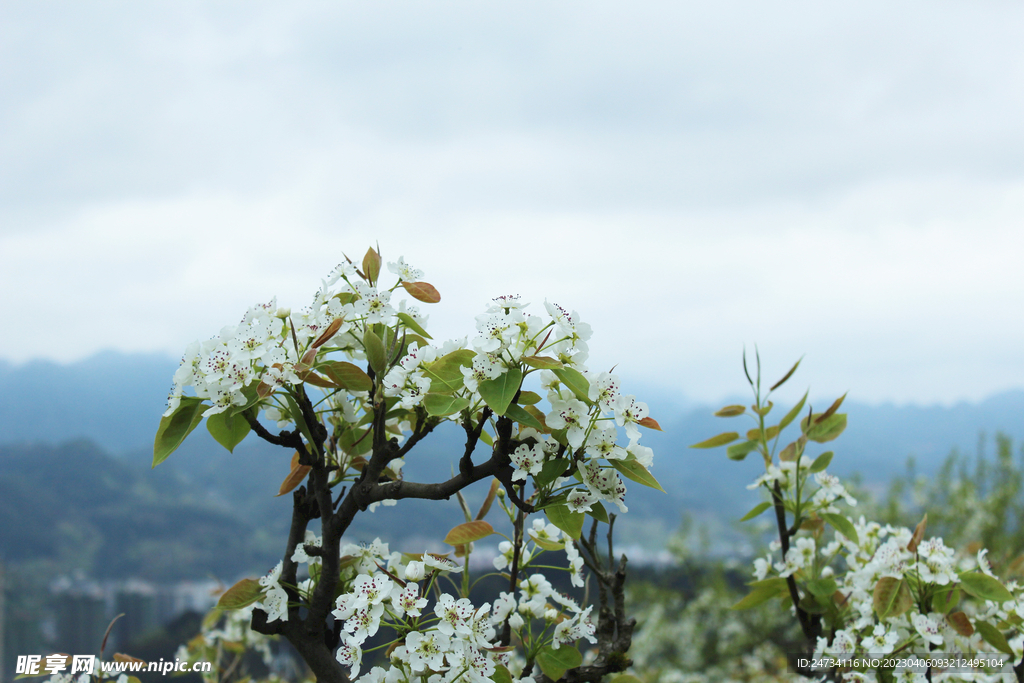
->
2, 1, 1022, 407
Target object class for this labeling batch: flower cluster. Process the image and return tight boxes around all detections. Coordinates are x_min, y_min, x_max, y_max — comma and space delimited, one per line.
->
703, 359, 1024, 683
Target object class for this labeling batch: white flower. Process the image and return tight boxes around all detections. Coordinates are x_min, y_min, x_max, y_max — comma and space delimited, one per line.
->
493, 541, 531, 571
390, 583, 428, 618
584, 425, 627, 461
352, 282, 395, 325
405, 630, 450, 672
546, 398, 590, 449
434, 593, 475, 637
387, 257, 424, 282
911, 612, 944, 646
587, 372, 620, 412
335, 635, 363, 678
511, 443, 545, 481
528, 518, 562, 545
423, 553, 464, 574
579, 461, 628, 513
261, 585, 289, 623
611, 394, 648, 440
567, 488, 597, 513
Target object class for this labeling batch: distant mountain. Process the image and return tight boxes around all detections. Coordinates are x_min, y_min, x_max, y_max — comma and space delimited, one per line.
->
2, 351, 1024, 577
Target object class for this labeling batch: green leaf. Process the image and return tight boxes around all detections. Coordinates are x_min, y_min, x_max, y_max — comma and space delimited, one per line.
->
932, 587, 960, 614
740, 501, 773, 522
478, 367, 523, 415
778, 391, 809, 431
726, 440, 759, 461
545, 503, 584, 540
153, 397, 206, 467
801, 413, 847, 443
807, 577, 838, 598
504, 402, 545, 431
808, 451, 834, 473
974, 620, 1014, 655
873, 577, 912, 619
587, 500, 609, 523
362, 328, 386, 375
731, 578, 788, 610
611, 458, 665, 492
536, 645, 582, 680
959, 571, 1014, 603
535, 458, 570, 488
217, 578, 263, 609
491, 665, 513, 683
422, 393, 470, 417
422, 350, 475, 393
206, 409, 251, 453
522, 355, 563, 369
532, 535, 565, 551
517, 390, 542, 405
227, 382, 261, 416
320, 361, 374, 392
284, 393, 317, 456
821, 513, 859, 544
444, 521, 494, 545
690, 432, 740, 449
551, 367, 592, 405
396, 312, 432, 339
714, 404, 746, 417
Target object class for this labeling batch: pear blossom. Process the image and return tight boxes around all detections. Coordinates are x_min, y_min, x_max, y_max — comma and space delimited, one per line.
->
387, 257, 424, 282
546, 398, 590, 449
579, 461, 628, 513
510, 443, 544, 481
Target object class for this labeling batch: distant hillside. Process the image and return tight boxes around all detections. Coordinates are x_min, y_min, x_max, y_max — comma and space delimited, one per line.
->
2, 351, 1024, 577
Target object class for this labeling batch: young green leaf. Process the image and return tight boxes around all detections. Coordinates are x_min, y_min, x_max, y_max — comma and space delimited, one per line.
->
217, 578, 263, 610
690, 432, 740, 449
545, 504, 584, 540
777, 391, 809, 431
522, 355, 563, 369
153, 398, 206, 467
478, 367, 523, 416
551, 367, 592, 405
422, 393, 470, 417
504, 403, 545, 431
321, 361, 374, 392
726, 440, 759, 461
206, 409, 251, 453
362, 328, 387, 375
396, 312, 432, 339
739, 501, 773, 522
959, 571, 1014, 603
808, 451, 833, 473
821, 513, 859, 544
536, 645, 582, 681
731, 578, 787, 610
611, 458, 665, 492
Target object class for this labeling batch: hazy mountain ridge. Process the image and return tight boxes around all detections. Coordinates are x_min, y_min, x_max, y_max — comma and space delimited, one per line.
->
2, 352, 1023, 578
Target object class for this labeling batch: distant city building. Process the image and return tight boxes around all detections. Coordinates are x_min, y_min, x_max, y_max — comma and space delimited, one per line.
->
114, 581, 158, 649
51, 576, 107, 655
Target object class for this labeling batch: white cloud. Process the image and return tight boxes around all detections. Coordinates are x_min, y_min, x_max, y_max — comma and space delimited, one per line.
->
2, 1, 1023, 405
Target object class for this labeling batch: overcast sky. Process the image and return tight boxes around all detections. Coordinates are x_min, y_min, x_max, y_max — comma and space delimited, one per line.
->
2, 1, 1023, 407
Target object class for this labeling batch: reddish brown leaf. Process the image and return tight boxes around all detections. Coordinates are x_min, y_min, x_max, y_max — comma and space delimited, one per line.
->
312, 318, 344, 348
638, 416, 662, 431
402, 281, 441, 304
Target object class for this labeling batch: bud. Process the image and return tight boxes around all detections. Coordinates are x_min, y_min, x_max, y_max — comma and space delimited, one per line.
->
403, 561, 425, 582
276, 307, 291, 318
496, 487, 506, 499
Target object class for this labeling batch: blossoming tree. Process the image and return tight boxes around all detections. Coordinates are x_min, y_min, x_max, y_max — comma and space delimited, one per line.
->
693, 355, 1024, 683
154, 247, 662, 683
